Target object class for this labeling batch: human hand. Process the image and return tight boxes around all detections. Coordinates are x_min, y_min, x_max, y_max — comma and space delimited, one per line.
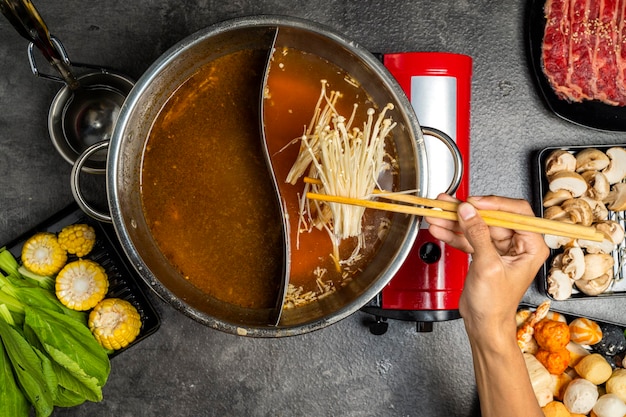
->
425, 194, 549, 340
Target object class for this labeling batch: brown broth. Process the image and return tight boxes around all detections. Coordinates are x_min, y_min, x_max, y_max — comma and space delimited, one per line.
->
140, 49, 284, 309
263, 47, 396, 296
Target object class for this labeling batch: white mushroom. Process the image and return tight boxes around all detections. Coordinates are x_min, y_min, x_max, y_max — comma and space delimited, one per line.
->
544, 205, 572, 222
582, 170, 610, 201
543, 189, 573, 208
546, 149, 577, 176
544, 234, 574, 250
551, 253, 564, 268
602, 147, 626, 184
547, 268, 574, 300
578, 237, 617, 254
561, 246, 585, 280
576, 270, 613, 296
595, 220, 625, 245
581, 253, 614, 280
576, 148, 610, 173
549, 171, 588, 197
578, 220, 622, 254
604, 182, 626, 211
561, 198, 594, 226
580, 195, 609, 221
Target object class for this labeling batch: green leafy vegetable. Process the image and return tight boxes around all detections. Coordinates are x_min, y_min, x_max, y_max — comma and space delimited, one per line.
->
0, 273, 86, 324
17, 265, 55, 291
0, 335, 29, 417
53, 385, 88, 408
0, 247, 20, 278
24, 306, 110, 399
0, 318, 55, 417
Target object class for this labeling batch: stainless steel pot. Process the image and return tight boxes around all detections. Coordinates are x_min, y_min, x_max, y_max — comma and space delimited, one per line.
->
71, 16, 462, 337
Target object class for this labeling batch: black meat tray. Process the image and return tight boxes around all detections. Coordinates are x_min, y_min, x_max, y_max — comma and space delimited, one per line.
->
535, 145, 626, 300
3, 203, 161, 357
527, 0, 626, 132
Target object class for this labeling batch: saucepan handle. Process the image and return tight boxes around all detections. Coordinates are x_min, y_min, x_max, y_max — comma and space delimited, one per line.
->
70, 141, 113, 223
420, 126, 463, 195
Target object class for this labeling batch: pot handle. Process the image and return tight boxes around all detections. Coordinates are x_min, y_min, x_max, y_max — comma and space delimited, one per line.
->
71, 129, 463, 223
420, 126, 463, 195
70, 141, 113, 223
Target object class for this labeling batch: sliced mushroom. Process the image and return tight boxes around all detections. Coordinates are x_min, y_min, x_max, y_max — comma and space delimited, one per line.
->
578, 237, 617, 254
547, 268, 574, 300
602, 147, 626, 184
543, 189, 573, 208
546, 149, 576, 176
604, 183, 626, 211
580, 196, 609, 221
581, 253, 614, 280
595, 220, 625, 245
561, 246, 585, 280
544, 234, 574, 250
561, 198, 594, 226
551, 253, 564, 268
582, 170, 610, 201
576, 269, 613, 296
549, 171, 588, 197
576, 148, 610, 173
544, 205, 572, 222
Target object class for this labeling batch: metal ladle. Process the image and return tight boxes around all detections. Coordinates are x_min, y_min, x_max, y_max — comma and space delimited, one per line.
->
0, 0, 134, 173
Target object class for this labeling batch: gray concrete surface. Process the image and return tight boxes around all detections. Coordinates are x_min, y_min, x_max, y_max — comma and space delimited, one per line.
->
1, 1, 625, 416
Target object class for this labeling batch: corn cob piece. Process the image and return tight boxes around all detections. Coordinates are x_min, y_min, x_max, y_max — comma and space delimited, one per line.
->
57, 224, 96, 258
88, 298, 142, 350
21, 232, 67, 276
55, 259, 108, 311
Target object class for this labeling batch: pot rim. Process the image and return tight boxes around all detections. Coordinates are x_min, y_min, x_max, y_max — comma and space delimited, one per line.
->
106, 15, 427, 337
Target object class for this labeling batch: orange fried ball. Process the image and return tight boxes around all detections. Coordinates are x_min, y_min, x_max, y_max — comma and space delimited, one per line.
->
534, 319, 571, 352
536, 348, 571, 375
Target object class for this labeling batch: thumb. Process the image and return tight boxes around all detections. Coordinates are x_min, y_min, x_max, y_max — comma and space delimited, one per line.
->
457, 202, 496, 258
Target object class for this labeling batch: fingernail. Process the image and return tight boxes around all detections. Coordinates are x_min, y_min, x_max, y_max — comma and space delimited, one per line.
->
458, 203, 476, 220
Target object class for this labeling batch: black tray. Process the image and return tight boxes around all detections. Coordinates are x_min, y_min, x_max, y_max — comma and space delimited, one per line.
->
527, 0, 626, 132
3, 204, 161, 357
520, 302, 625, 328
535, 145, 626, 300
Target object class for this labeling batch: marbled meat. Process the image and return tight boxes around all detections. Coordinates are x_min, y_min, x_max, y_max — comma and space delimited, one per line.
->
542, 0, 626, 106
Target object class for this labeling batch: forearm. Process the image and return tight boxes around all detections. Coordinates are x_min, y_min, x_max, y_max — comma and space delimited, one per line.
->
466, 327, 544, 417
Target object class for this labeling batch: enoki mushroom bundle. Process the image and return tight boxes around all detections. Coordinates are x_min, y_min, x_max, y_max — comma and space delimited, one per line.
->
285, 80, 396, 270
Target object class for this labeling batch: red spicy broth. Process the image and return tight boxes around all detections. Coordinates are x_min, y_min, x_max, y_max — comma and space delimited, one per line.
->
263, 47, 397, 304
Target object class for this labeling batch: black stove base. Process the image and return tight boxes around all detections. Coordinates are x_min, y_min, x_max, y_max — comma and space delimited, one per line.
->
360, 302, 461, 335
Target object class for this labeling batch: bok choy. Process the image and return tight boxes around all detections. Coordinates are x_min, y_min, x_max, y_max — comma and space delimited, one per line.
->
0, 246, 111, 416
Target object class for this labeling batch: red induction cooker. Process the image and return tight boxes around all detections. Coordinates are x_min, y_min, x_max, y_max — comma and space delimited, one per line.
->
362, 52, 473, 334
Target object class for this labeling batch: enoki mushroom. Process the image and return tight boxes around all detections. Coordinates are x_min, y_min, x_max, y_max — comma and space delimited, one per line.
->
285, 80, 397, 271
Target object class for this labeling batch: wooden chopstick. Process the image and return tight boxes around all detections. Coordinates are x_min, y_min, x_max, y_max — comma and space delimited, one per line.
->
306, 192, 604, 241
373, 192, 605, 241
303, 185, 605, 242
